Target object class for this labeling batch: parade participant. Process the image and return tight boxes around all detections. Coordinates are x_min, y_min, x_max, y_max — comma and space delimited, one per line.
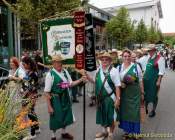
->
8, 57, 26, 81
21, 57, 40, 140
86, 51, 101, 107
131, 51, 137, 63
95, 51, 101, 68
110, 49, 120, 68
7, 57, 26, 115
131, 52, 143, 71
44, 55, 86, 140
34, 50, 44, 75
86, 70, 96, 107
117, 50, 123, 64
135, 49, 143, 59
137, 48, 149, 72
68, 68, 79, 103
87, 51, 121, 140
142, 44, 165, 117
118, 49, 144, 140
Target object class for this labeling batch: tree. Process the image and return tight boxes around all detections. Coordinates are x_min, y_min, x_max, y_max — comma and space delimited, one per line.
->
164, 36, 175, 47
147, 23, 158, 43
135, 19, 147, 48
156, 29, 164, 41
2, 0, 81, 40
105, 7, 133, 49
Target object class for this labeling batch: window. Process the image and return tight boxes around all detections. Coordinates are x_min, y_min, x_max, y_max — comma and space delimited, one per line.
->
0, 6, 9, 66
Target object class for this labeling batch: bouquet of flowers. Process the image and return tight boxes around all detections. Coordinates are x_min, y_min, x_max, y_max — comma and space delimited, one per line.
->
0, 82, 39, 140
123, 74, 136, 84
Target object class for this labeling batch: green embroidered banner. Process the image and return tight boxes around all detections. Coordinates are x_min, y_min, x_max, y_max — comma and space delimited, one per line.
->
40, 17, 75, 65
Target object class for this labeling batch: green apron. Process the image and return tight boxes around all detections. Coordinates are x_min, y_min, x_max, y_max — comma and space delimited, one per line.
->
120, 64, 141, 122
49, 69, 73, 131
143, 55, 159, 104
95, 69, 117, 127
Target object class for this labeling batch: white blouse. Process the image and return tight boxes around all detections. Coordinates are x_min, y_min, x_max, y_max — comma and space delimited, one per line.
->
44, 68, 72, 92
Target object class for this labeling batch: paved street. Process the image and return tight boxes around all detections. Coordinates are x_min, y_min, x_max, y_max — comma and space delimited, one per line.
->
35, 69, 175, 140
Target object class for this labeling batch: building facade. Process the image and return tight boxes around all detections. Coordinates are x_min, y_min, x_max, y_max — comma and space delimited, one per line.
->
87, 4, 115, 50
103, 0, 163, 30
0, 0, 20, 68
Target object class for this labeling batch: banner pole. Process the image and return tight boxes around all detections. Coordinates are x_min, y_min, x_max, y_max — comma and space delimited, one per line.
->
74, 10, 86, 140
83, 82, 86, 140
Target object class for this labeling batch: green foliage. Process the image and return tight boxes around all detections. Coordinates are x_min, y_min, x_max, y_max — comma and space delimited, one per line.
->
3, 0, 81, 39
106, 7, 134, 49
164, 36, 175, 47
157, 29, 164, 41
135, 19, 147, 47
130, 20, 137, 42
147, 23, 158, 43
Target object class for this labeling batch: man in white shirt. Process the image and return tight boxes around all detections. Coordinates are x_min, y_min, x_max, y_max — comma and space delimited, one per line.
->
141, 44, 165, 118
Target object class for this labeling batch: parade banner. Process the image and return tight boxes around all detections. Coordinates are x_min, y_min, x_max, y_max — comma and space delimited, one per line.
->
85, 14, 96, 71
74, 11, 85, 70
41, 18, 75, 64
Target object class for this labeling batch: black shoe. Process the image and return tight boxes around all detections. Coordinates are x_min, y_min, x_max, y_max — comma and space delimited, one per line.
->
61, 133, 74, 139
89, 102, 94, 107
51, 137, 56, 140
77, 93, 82, 97
149, 110, 156, 118
72, 99, 79, 103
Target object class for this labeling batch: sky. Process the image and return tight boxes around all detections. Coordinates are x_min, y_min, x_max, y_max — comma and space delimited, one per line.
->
89, 0, 175, 33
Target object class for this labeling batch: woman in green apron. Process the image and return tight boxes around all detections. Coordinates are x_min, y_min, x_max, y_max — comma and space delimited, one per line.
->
110, 49, 121, 68
118, 50, 144, 140
44, 55, 86, 140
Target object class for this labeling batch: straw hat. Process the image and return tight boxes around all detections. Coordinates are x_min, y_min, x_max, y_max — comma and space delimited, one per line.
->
141, 47, 149, 52
146, 44, 156, 51
99, 50, 105, 55
136, 49, 143, 54
51, 54, 64, 62
108, 50, 112, 54
110, 49, 118, 54
117, 50, 123, 56
98, 52, 112, 60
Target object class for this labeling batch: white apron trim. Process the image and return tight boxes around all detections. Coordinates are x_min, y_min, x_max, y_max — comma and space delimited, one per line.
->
120, 63, 134, 81
52, 68, 68, 82
99, 67, 116, 102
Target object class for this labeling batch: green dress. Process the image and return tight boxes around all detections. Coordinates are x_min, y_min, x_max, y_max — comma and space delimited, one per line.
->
49, 69, 74, 131
120, 64, 141, 123
95, 68, 117, 127
119, 64, 141, 133
143, 54, 159, 105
